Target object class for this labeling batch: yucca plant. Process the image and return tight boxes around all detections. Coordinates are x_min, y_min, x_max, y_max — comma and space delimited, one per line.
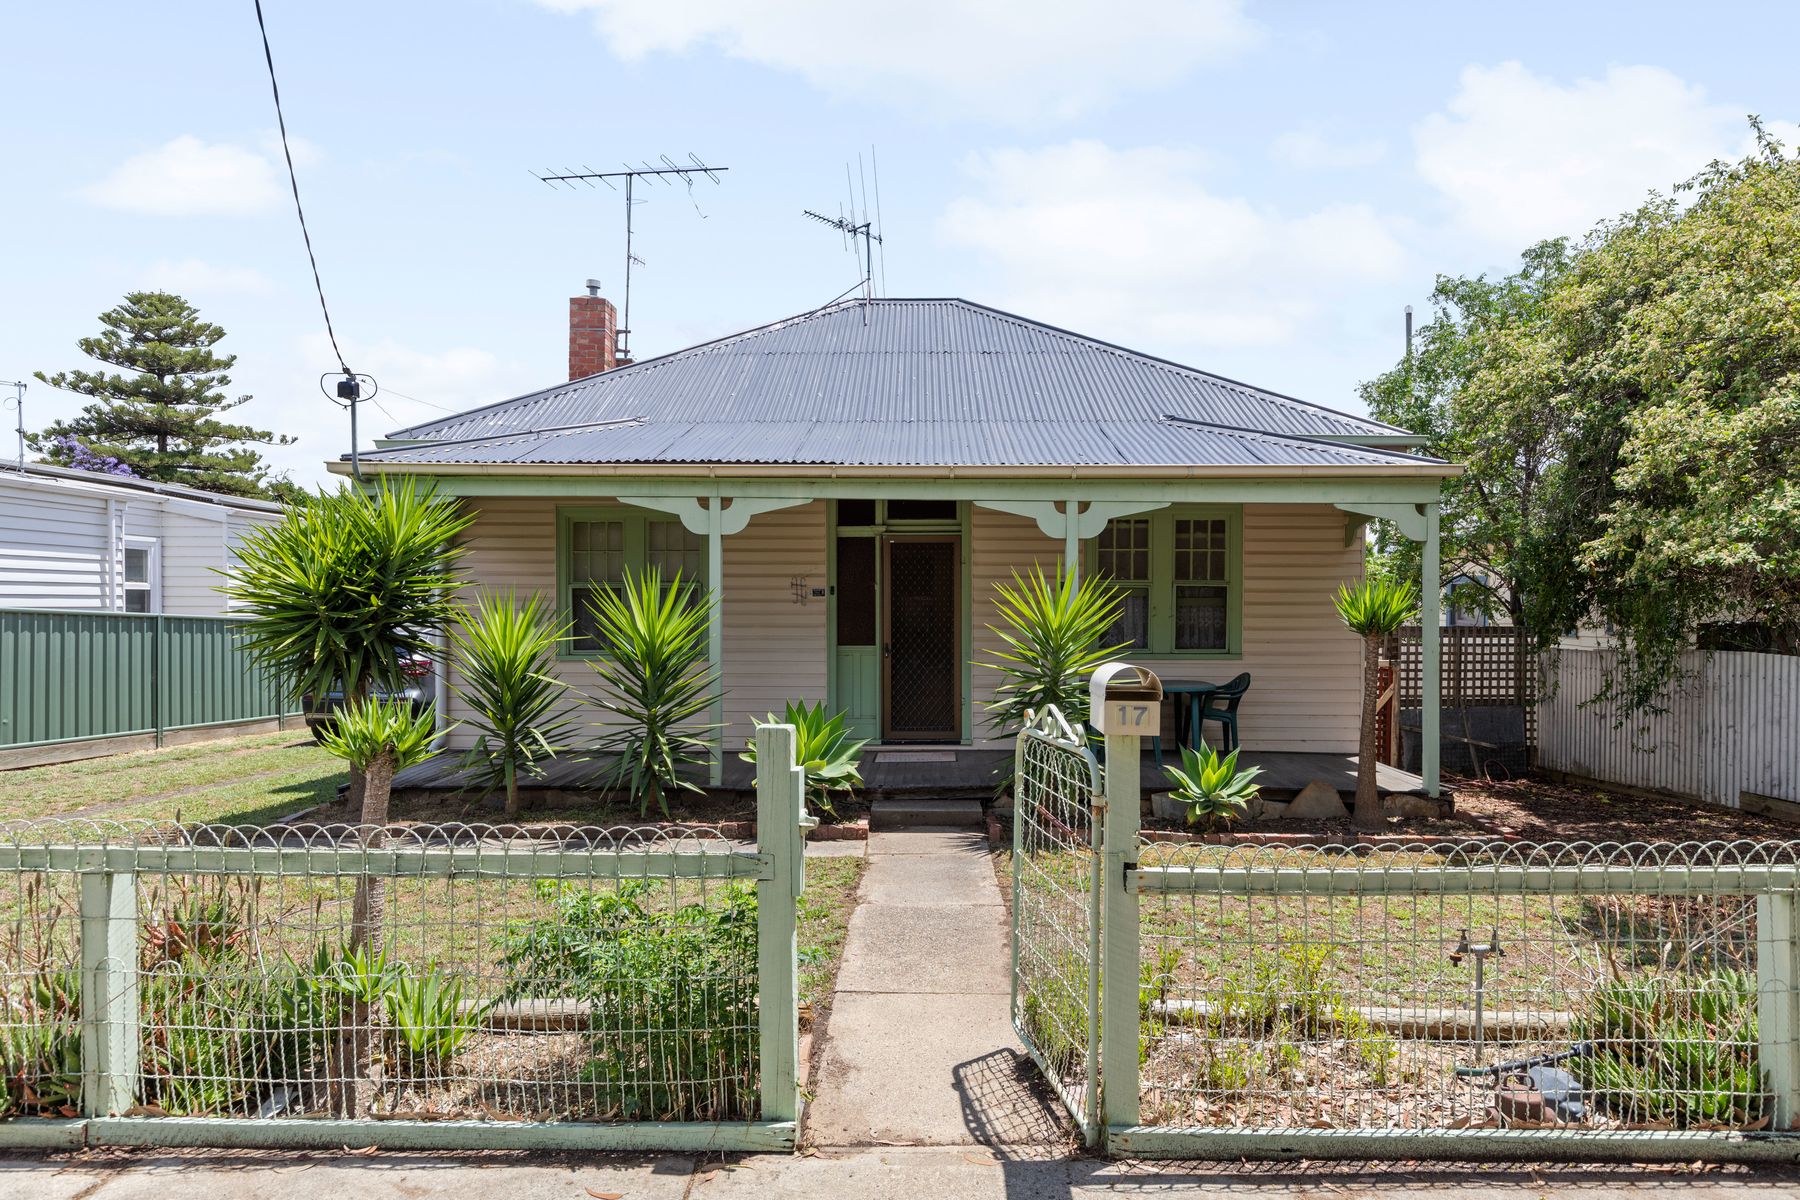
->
1332, 577, 1419, 830
385, 965, 488, 1073
981, 566, 1127, 735
451, 591, 578, 818
1164, 743, 1263, 831
586, 566, 720, 817
223, 477, 471, 822
318, 695, 439, 960
739, 701, 868, 819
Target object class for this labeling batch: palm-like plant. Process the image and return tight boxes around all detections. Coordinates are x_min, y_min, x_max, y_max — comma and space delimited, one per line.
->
223, 478, 471, 821
1332, 577, 1421, 830
314, 693, 439, 1116
740, 701, 868, 819
450, 591, 577, 818
586, 566, 719, 816
1164, 743, 1263, 832
981, 566, 1127, 735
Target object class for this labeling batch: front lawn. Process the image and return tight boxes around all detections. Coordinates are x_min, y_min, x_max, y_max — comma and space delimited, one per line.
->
0, 730, 342, 825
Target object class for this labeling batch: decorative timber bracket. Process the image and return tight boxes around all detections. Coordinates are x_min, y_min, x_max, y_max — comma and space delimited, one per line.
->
972, 499, 1170, 582
1335, 501, 1428, 545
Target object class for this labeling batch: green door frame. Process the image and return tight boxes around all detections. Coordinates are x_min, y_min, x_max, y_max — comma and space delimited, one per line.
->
828, 500, 973, 744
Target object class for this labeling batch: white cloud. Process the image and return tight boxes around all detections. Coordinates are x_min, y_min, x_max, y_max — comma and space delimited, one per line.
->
81, 136, 287, 217
937, 140, 1406, 350
535, 0, 1260, 121
1270, 130, 1387, 170
1414, 62, 1772, 246
146, 259, 273, 295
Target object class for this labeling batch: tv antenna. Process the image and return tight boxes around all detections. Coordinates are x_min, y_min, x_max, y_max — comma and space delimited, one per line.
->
1, 380, 24, 470
536, 156, 728, 361
803, 150, 887, 305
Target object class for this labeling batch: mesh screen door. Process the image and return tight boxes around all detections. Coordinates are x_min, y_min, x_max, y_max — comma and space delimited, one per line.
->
882, 537, 960, 740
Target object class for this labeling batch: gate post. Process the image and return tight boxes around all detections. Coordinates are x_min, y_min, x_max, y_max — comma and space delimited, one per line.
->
79, 864, 140, 1117
1092, 664, 1158, 1137
755, 723, 809, 1128
1757, 890, 1800, 1129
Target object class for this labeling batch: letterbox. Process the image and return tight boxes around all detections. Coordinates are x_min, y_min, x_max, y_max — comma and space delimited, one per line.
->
1088, 662, 1163, 737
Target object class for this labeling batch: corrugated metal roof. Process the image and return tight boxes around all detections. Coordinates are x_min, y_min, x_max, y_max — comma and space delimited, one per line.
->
369, 298, 1433, 470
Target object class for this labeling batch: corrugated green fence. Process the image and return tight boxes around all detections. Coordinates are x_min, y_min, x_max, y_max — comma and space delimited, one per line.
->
0, 608, 298, 751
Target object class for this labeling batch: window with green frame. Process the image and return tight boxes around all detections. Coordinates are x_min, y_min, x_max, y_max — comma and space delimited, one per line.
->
557, 507, 705, 655
1089, 506, 1241, 656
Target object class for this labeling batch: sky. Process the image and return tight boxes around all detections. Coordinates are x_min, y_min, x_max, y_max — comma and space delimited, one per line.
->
4, 1, 1798, 488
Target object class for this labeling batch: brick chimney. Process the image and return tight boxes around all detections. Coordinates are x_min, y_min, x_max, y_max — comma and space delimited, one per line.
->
568, 279, 618, 379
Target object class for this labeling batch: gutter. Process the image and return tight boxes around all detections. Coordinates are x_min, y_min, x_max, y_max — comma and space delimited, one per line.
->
327, 460, 1464, 481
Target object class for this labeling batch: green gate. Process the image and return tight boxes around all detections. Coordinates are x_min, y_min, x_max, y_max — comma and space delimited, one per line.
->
1010, 705, 1104, 1144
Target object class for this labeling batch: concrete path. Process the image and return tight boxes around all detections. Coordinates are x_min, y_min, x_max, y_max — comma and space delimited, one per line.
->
803, 827, 1071, 1149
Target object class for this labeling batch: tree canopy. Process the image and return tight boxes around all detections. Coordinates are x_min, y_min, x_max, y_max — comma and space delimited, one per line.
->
33, 291, 293, 497
1361, 124, 1800, 711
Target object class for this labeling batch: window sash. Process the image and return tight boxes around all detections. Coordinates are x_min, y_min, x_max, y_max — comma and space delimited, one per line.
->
1089, 507, 1239, 656
558, 509, 709, 656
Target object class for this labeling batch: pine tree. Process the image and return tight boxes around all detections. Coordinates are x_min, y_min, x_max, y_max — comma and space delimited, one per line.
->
32, 291, 293, 497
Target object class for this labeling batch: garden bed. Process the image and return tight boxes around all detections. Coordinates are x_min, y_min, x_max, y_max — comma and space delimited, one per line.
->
1448, 772, 1800, 842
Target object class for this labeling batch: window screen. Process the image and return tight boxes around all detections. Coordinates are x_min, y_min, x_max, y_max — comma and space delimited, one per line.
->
835, 537, 877, 646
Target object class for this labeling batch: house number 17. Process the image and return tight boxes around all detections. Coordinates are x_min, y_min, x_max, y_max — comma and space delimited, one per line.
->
1111, 703, 1154, 729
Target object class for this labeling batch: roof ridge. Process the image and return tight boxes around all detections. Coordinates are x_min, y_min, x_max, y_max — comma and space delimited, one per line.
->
1157, 414, 1444, 464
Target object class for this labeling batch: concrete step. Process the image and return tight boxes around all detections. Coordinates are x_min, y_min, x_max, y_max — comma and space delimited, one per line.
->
868, 797, 985, 830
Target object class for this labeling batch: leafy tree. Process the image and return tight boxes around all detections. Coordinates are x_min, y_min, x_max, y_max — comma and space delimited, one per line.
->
33, 291, 293, 497
1358, 240, 1578, 630
1359, 124, 1800, 713
1570, 133, 1800, 708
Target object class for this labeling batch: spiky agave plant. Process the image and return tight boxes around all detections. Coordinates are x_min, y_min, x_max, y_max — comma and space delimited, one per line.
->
1164, 743, 1263, 831
740, 701, 868, 818
1331, 577, 1419, 830
585, 566, 720, 817
981, 566, 1126, 736
450, 591, 578, 818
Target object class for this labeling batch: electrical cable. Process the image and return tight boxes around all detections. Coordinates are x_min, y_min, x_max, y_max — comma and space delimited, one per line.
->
253, 0, 350, 378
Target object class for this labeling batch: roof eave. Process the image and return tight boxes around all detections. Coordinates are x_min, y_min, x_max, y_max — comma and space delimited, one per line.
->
329, 459, 1462, 481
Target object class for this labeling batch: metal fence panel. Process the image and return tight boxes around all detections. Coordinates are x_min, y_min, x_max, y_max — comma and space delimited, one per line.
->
1120, 839, 1800, 1160
1010, 706, 1104, 1145
0, 811, 805, 1152
0, 609, 295, 751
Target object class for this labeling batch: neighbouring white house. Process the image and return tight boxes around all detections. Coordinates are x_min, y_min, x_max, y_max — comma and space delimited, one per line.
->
0, 462, 282, 615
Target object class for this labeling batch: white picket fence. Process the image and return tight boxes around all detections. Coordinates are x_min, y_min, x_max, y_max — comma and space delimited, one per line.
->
1537, 648, 1800, 808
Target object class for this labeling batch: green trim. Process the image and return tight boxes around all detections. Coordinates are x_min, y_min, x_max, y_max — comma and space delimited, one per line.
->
826, 500, 972, 742
81, 1116, 796, 1153
1083, 504, 1243, 659
421, 475, 1446, 505
1105, 1126, 1800, 1164
553, 504, 710, 660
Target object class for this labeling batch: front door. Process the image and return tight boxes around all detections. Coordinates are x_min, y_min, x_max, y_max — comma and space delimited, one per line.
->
882, 536, 961, 741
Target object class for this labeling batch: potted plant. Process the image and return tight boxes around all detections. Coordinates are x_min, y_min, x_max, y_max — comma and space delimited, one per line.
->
1160, 743, 1263, 833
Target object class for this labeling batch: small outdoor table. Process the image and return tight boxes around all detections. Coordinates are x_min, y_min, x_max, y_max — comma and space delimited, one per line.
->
1155, 678, 1224, 764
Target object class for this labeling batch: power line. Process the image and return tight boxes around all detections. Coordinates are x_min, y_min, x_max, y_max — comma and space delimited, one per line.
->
252, 0, 348, 377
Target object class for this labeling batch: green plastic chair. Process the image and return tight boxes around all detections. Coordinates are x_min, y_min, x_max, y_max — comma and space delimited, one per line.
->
1197, 672, 1252, 753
